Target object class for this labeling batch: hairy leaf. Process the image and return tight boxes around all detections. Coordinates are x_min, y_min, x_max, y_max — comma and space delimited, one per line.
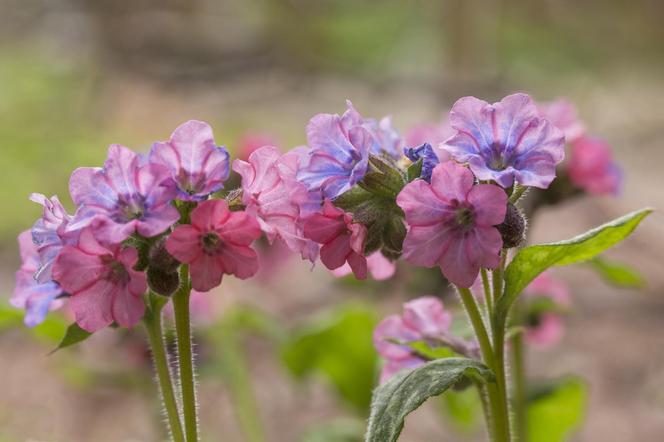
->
365, 358, 494, 442
498, 208, 651, 319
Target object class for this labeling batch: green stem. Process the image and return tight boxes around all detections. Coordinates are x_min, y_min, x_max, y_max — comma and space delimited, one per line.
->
458, 287, 508, 442
144, 311, 185, 442
490, 251, 512, 442
511, 332, 527, 442
481, 268, 494, 320
173, 265, 199, 442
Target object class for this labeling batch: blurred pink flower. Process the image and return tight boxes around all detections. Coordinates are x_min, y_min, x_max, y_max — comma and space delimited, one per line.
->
523, 272, 571, 348
568, 136, 622, 196
52, 228, 146, 332
397, 162, 507, 287
236, 133, 279, 161
538, 99, 586, 143
331, 251, 396, 280
402, 296, 452, 337
166, 200, 261, 292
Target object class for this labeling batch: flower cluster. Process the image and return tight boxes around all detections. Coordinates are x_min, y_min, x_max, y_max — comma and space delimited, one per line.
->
13, 93, 610, 334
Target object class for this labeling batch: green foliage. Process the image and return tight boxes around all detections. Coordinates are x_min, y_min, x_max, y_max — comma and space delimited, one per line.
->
406, 159, 423, 183
498, 209, 651, 319
51, 323, 92, 353
300, 419, 365, 442
589, 257, 646, 289
281, 304, 378, 414
440, 387, 483, 434
365, 358, 494, 442
0, 305, 68, 344
527, 377, 587, 442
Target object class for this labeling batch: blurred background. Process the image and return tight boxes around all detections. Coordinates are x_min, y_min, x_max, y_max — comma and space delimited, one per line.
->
1, 0, 663, 441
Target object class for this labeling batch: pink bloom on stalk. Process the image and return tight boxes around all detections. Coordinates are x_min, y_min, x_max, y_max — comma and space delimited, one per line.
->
52, 229, 147, 332
68, 144, 180, 244
233, 146, 318, 262
374, 296, 453, 383
538, 99, 586, 143
150, 120, 231, 201
29, 193, 77, 282
303, 200, 367, 279
568, 136, 622, 196
397, 162, 507, 288
443, 93, 565, 189
524, 272, 571, 348
331, 251, 396, 280
166, 200, 261, 292
12, 231, 64, 327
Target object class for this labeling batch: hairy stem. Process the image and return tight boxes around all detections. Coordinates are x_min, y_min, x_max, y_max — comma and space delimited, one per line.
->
173, 265, 199, 442
511, 332, 527, 442
458, 287, 509, 442
491, 251, 512, 442
144, 310, 185, 442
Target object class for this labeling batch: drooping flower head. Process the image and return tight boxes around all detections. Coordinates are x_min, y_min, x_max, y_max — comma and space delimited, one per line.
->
166, 200, 262, 292
68, 144, 180, 244
537, 98, 585, 143
296, 101, 374, 199
523, 272, 571, 348
397, 162, 507, 287
150, 120, 231, 201
568, 136, 622, 196
52, 228, 147, 332
443, 93, 565, 189
303, 199, 368, 279
233, 146, 318, 262
373, 296, 454, 383
12, 231, 64, 327
29, 193, 77, 282
331, 251, 396, 281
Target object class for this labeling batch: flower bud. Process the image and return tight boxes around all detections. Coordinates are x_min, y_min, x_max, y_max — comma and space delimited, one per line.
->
149, 239, 180, 273
147, 267, 180, 297
496, 203, 526, 248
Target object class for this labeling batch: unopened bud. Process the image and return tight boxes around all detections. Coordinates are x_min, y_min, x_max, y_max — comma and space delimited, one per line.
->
496, 203, 526, 248
147, 267, 180, 297
149, 239, 180, 273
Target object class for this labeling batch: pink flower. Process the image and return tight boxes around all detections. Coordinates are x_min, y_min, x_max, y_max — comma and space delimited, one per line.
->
149, 120, 230, 201
233, 146, 318, 262
374, 296, 455, 383
397, 162, 507, 287
303, 200, 367, 279
331, 251, 396, 280
52, 229, 147, 332
236, 133, 279, 161
568, 136, 622, 196
166, 200, 261, 292
538, 99, 585, 143
523, 272, 571, 348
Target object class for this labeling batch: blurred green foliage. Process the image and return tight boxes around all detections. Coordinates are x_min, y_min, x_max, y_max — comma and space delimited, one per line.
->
527, 377, 587, 442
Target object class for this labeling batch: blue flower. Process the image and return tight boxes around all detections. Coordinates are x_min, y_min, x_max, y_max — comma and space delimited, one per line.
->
404, 143, 440, 182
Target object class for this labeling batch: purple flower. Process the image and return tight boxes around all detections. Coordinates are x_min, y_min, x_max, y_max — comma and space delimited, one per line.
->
12, 231, 64, 327
29, 193, 77, 283
443, 93, 565, 189
404, 143, 441, 182
296, 101, 374, 199
397, 162, 507, 288
361, 113, 403, 158
150, 120, 231, 201
68, 144, 180, 244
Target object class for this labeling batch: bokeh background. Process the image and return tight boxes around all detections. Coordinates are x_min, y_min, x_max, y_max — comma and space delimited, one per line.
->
1, 0, 664, 441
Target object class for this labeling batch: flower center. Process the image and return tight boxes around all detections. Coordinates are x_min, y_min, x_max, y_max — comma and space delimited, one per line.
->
101, 255, 130, 284
177, 170, 206, 196
200, 232, 222, 255
116, 194, 146, 221
454, 206, 475, 229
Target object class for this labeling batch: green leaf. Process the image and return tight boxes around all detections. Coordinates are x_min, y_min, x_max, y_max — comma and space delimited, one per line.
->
527, 377, 587, 442
365, 358, 494, 442
498, 208, 651, 319
281, 304, 378, 414
406, 159, 423, 182
51, 322, 92, 353
589, 257, 646, 288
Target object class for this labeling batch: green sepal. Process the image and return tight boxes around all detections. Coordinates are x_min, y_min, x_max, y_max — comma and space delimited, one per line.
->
50, 322, 92, 354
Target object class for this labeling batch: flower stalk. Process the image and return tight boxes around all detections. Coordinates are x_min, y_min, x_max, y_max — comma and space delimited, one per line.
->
172, 265, 199, 442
